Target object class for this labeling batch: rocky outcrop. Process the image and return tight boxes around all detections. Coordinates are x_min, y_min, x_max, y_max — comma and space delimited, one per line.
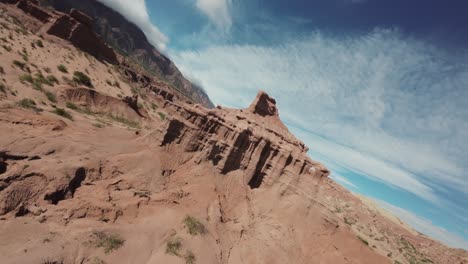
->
60, 88, 148, 120
161, 91, 329, 189
41, 0, 214, 108
16, 0, 51, 22
46, 9, 117, 64
121, 63, 175, 102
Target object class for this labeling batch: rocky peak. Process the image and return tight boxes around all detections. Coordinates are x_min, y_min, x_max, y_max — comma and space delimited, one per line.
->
160, 91, 329, 189
248, 90, 279, 117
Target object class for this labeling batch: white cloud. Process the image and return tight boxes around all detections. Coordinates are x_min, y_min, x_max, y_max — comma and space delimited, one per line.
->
377, 200, 468, 250
196, 0, 232, 30
171, 29, 468, 203
97, 0, 168, 50
295, 131, 439, 203
330, 174, 358, 189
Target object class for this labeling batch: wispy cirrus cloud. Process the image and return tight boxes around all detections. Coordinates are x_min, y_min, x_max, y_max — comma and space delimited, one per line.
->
171, 28, 468, 205
97, 0, 168, 49
195, 0, 232, 31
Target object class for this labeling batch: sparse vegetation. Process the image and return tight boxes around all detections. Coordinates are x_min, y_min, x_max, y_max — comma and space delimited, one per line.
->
73, 71, 93, 88
18, 98, 40, 112
52, 107, 73, 120
183, 216, 206, 236
13, 60, 27, 71
0, 83, 6, 94
45, 91, 57, 103
47, 75, 59, 85
398, 238, 433, 264
66, 102, 78, 110
93, 123, 105, 128
2, 44, 12, 52
357, 236, 369, 246
94, 231, 125, 254
108, 115, 139, 128
34, 73, 55, 86
57, 64, 68, 73
21, 48, 29, 61
166, 238, 182, 256
184, 251, 196, 264
35, 39, 44, 48
40, 258, 63, 264
19, 74, 33, 83
158, 112, 166, 120
151, 103, 158, 110
344, 217, 355, 226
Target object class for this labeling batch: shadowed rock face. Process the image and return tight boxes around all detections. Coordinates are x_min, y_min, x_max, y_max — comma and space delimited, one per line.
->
161, 91, 330, 189
46, 9, 117, 64
16, 0, 50, 22
40, 0, 214, 108
249, 91, 279, 117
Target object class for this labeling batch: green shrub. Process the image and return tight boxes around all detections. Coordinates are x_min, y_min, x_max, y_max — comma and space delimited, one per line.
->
2, 45, 12, 52
32, 81, 43, 91
18, 98, 40, 112
73, 71, 93, 88
184, 251, 196, 264
13, 60, 27, 70
46, 75, 59, 85
151, 103, 158, 110
183, 216, 206, 236
21, 49, 29, 61
52, 107, 73, 120
94, 232, 125, 254
158, 112, 166, 120
108, 115, 139, 128
45, 91, 57, 103
57, 64, 68, 73
166, 239, 182, 256
35, 39, 44, 48
34, 73, 54, 86
357, 236, 369, 246
66, 102, 78, 110
19, 74, 33, 83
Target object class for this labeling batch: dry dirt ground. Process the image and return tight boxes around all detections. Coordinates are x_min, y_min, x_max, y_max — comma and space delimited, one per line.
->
0, 4, 467, 264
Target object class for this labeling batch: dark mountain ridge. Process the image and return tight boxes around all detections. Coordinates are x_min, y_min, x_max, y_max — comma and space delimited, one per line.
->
40, 0, 214, 108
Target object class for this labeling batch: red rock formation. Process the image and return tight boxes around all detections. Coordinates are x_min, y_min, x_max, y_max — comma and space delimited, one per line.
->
60, 88, 148, 121
16, 0, 51, 22
46, 9, 117, 64
69, 8, 92, 27
161, 91, 329, 188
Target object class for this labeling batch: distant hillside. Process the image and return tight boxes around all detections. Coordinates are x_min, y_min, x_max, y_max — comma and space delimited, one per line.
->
40, 0, 214, 108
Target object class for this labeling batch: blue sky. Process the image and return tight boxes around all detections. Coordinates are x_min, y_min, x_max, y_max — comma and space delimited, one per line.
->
97, 0, 468, 249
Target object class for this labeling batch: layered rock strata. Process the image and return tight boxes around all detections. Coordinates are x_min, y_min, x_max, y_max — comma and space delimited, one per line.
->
160, 91, 330, 189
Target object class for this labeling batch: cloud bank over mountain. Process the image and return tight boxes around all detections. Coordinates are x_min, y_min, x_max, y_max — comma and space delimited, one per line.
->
97, 0, 168, 49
